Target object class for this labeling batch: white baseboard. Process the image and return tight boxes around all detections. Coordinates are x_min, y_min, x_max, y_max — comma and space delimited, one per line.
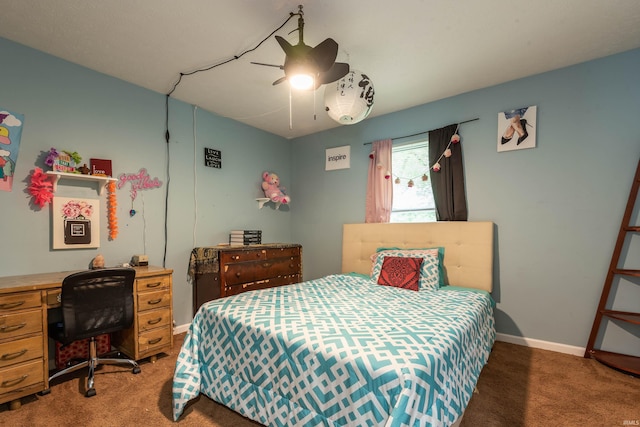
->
173, 323, 190, 335
495, 333, 585, 357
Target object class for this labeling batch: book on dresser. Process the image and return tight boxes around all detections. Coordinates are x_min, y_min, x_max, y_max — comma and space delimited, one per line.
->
229, 229, 262, 245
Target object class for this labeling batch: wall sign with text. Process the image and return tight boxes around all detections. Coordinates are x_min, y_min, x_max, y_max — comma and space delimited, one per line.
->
204, 147, 222, 168
325, 145, 350, 171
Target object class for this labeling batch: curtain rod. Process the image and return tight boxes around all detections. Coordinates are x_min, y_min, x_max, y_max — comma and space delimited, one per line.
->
363, 118, 479, 145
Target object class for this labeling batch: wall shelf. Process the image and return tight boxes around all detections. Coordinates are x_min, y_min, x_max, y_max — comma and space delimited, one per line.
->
256, 198, 281, 209
46, 171, 117, 195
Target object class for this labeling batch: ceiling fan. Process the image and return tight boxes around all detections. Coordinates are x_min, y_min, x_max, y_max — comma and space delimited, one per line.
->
251, 5, 349, 90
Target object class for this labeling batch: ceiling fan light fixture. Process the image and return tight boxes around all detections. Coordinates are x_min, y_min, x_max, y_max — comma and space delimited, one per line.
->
289, 73, 315, 90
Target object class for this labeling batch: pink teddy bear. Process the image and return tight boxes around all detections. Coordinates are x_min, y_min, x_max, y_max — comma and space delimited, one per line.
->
262, 171, 290, 204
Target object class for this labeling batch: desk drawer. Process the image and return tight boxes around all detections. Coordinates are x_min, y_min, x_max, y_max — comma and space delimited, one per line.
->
137, 308, 171, 332
136, 275, 170, 293
137, 326, 171, 355
137, 290, 171, 313
0, 336, 43, 369
0, 292, 41, 312
0, 310, 42, 341
0, 359, 44, 395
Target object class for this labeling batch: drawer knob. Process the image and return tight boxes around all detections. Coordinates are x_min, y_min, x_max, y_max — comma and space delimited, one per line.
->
147, 298, 163, 305
147, 317, 163, 325
1, 374, 28, 388
148, 337, 163, 345
0, 322, 27, 333
1, 349, 28, 361
0, 301, 25, 310
262, 262, 272, 268
146, 282, 162, 288
235, 272, 241, 278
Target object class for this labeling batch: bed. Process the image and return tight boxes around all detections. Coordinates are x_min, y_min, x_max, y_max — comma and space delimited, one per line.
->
173, 221, 495, 426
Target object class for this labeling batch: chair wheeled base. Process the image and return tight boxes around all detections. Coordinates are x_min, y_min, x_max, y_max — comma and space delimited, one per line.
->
48, 336, 141, 397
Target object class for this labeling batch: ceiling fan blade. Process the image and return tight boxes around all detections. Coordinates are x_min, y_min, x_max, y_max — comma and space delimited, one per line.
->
309, 38, 338, 72
272, 76, 287, 86
317, 62, 350, 86
275, 35, 297, 57
251, 62, 284, 69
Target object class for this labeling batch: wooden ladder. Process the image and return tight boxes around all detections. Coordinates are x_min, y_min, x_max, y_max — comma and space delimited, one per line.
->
584, 158, 640, 375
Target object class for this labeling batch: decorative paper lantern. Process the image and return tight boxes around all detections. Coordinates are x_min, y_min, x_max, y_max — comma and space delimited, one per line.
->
324, 70, 375, 125
444, 148, 452, 158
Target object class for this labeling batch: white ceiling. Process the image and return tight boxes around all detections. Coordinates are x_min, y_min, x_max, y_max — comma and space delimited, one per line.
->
1, 1, 639, 139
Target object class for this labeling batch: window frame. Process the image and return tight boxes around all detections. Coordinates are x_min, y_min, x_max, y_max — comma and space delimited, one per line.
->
390, 139, 436, 223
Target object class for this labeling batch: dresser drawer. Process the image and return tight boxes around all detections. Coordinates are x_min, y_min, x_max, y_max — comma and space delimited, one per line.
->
223, 256, 301, 286
135, 275, 170, 293
264, 247, 300, 259
137, 308, 171, 332
221, 249, 267, 263
0, 336, 43, 369
0, 359, 44, 395
225, 274, 302, 297
0, 310, 43, 341
137, 326, 172, 355
220, 246, 301, 264
137, 290, 171, 312
0, 292, 41, 312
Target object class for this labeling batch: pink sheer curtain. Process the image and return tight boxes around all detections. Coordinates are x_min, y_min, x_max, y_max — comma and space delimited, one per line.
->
365, 139, 393, 223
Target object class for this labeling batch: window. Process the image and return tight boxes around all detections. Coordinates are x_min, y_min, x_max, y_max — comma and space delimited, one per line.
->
390, 140, 436, 223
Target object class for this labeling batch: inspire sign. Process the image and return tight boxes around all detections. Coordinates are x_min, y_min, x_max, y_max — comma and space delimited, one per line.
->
325, 145, 351, 171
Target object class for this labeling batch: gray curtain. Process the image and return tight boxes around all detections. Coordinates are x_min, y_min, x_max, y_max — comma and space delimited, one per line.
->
428, 124, 468, 221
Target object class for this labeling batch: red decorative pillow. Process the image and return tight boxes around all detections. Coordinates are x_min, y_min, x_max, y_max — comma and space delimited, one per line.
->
377, 256, 423, 291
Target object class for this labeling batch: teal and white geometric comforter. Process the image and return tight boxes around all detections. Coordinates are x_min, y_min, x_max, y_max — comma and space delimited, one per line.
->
173, 274, 495, 426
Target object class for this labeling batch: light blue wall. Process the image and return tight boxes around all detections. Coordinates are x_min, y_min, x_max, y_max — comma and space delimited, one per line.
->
291, 48, 640, 350
2, 35, 639, 350
0, 37, 293, 327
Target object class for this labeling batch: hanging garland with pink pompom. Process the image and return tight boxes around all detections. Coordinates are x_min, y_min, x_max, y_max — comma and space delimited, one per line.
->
431, 128, 461, 173
390, 126, 462, 187
368, 119, 475, 187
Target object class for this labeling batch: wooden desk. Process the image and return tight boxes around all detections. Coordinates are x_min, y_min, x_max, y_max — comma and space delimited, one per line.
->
0, 266, 173, 409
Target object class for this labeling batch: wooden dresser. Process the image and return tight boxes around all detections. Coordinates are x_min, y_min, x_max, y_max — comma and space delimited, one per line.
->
190, 244, 302, 314
0, 266, 172, 409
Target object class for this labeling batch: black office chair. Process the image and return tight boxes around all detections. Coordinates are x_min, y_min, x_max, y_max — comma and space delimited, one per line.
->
48, 268, 141, 397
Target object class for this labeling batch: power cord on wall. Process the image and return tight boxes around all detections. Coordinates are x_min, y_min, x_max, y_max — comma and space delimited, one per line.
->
193, 106, 198, 248
161, 13, 299, 268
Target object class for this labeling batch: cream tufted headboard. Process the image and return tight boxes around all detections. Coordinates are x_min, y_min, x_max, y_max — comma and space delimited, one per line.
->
341, 222, 494, 292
